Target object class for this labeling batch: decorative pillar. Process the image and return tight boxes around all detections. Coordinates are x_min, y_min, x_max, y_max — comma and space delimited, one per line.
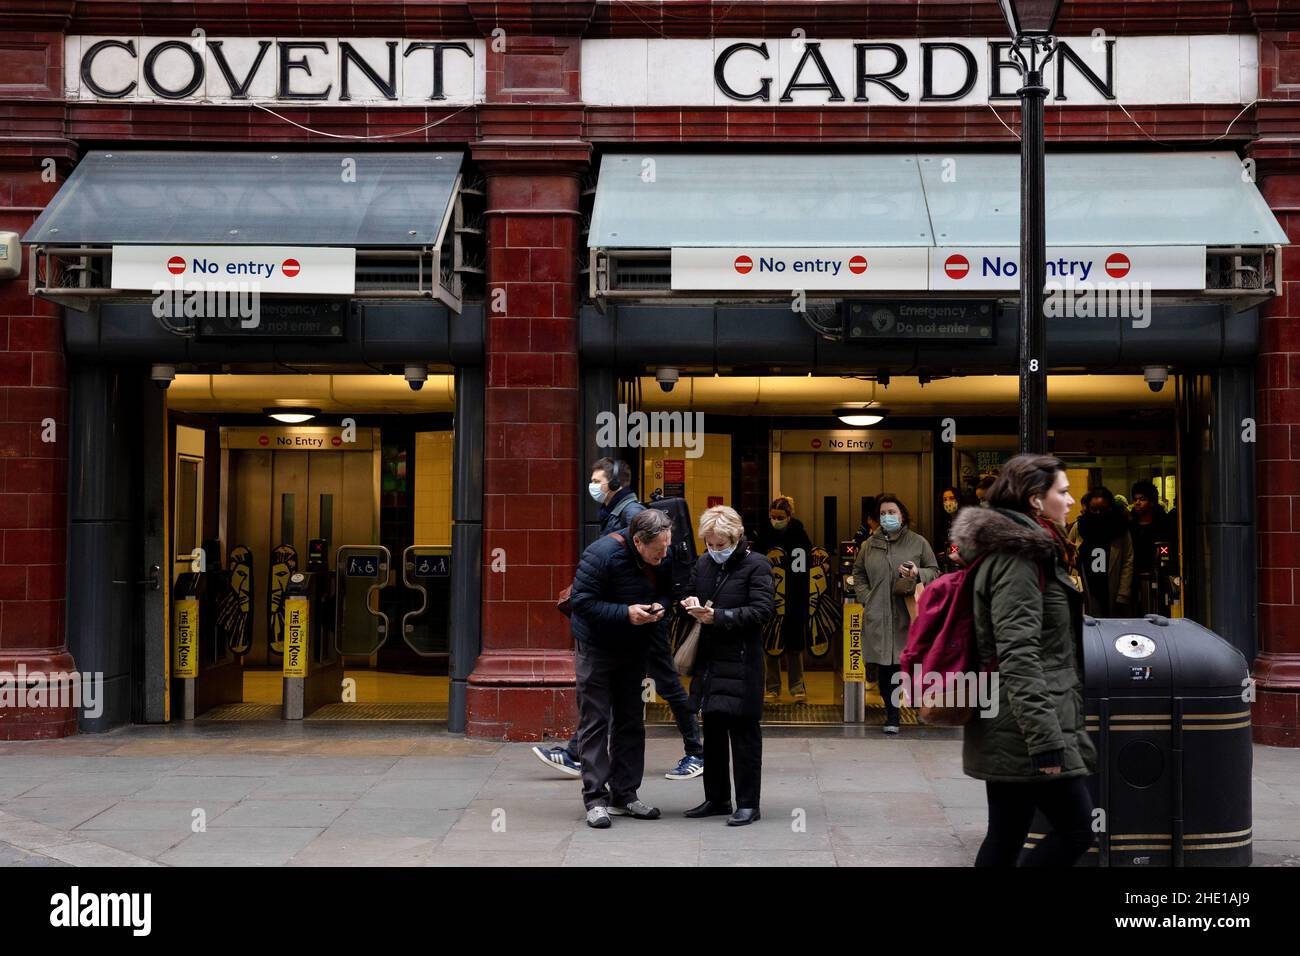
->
0, 28, 76, 738
1253, 151, 1300, 746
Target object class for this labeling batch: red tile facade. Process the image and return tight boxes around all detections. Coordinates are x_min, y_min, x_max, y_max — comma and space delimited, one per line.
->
0, 1, 1296, 744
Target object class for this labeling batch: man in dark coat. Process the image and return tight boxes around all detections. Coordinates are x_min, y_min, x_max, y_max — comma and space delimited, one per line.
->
533, 457, 704, 781
569, 507, 675, 828
1129, 479, 1178, 614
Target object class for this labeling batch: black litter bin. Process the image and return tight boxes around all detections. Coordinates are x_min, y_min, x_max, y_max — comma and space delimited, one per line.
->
1023, 614, 1252, 866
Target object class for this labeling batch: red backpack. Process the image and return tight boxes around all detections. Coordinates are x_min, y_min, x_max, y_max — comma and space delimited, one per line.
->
898, 556, 989, 726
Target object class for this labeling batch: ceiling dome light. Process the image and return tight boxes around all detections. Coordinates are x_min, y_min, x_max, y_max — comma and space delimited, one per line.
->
264, 406, 320, 424
835, 405, 889, 427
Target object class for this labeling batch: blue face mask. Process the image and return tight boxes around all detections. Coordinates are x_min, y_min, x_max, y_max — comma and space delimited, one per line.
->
588, 482, 605, 502
880, 514, 903, 533
708, 546, 735, 565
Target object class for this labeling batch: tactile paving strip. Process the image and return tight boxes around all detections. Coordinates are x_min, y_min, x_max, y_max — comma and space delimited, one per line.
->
197, 703, 282, 721
307, 702, 450, 721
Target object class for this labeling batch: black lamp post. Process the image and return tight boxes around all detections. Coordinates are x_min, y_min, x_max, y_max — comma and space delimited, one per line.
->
998, 0, 1063, 454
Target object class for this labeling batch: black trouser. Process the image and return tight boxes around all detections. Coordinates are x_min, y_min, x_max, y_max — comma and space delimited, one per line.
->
975, 777, 1095, 867
565, 631, 702, 761
702, 711, 762, 810
878, 663, 901, 725
574, 640, 648, 810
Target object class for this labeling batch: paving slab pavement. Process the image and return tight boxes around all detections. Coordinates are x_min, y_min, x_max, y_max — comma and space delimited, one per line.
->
0, 722, 1293, 867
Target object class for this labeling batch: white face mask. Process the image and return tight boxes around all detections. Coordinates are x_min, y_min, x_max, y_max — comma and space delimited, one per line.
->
588, 482, 605, 502
708, 546, 735, 565
880, 514, 902, 533
943, 499, 959, 515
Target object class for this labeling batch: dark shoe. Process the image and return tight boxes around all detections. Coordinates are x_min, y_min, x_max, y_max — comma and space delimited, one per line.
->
684, 800, 733, 818
726, 808, 761, 826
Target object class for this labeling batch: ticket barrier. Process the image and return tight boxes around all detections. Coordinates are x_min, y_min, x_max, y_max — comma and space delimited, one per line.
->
281, 566, 344, 720
172, 542, 244, 719
172, 570, 205, 721
838, 540, 866, 722
401, 546, 452, 656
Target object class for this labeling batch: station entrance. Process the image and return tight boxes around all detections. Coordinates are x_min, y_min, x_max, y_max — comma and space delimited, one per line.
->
623, 372, 1186, 727
167, 373, 457, 721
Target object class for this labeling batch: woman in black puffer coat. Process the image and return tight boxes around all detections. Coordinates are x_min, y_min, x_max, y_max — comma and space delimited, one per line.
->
683, 505, 774, 826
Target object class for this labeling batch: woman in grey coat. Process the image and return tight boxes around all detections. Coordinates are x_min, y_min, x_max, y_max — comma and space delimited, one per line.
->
851, 493, 940, 733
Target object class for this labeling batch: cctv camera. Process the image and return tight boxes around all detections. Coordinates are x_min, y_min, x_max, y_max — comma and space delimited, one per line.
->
151, 364, 176, 390
1143, 365, 1168, 393
656, 367, 679, 393
405, 363, 428, 392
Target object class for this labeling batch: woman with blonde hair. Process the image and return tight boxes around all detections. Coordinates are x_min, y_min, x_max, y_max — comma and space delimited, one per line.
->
682, 505, 774, 825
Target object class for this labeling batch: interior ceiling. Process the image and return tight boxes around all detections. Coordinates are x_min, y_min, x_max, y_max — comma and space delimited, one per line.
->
169, 374, 456, 414
168, 372, 1173, 418
638, 374, 1176, 417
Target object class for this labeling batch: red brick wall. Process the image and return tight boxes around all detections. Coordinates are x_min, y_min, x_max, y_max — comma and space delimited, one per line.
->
0, 166, 75, 739
1254, 152, 1300, 746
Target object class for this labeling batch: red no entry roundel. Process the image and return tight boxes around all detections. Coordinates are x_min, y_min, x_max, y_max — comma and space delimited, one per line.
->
257, 434, 270, 446
1105, 252, 1130, 279
810, 438, 822, 449
331, 436, 343, 447
848, 255, 868, 275
282, 258, 301, 277
944, 254, 969, 280
167, 256, 186, 275
733, 255, 753, 274
882, 439, 893, 449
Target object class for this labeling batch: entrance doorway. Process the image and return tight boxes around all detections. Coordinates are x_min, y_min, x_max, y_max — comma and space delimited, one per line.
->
165, 372, 456, 721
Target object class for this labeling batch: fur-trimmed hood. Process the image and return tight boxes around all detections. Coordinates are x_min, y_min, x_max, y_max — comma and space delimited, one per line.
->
949, 506, 1055, 562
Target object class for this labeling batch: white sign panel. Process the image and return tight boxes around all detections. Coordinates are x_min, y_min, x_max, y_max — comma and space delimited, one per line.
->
68, 36, 485, 105
671, 247, 929, 291
582, 35, 1256, 107
927, 246, 1206, 291
111, 245, 357, 294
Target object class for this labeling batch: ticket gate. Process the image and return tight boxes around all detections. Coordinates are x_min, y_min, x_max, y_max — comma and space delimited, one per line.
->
281, 566, 344, 720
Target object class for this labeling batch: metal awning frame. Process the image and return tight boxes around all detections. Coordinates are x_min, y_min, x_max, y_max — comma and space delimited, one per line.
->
26, 172, 473, 316
587, 244, 1283, 311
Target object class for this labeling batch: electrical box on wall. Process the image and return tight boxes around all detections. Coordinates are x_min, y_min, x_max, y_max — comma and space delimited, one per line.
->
0, 232, 19, 280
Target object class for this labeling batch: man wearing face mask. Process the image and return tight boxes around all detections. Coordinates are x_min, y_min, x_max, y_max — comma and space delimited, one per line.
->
533, 458, 705, 782
589, 457, 646, 535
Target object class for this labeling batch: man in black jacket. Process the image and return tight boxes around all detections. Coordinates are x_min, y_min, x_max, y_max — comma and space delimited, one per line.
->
533, 458, 704, 781
570, 508, 674, 828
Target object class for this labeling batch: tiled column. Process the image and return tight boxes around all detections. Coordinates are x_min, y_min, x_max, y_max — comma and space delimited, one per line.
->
1254, 152, 1300, 747
0, 161, 74, 739
465, 142, 589, 740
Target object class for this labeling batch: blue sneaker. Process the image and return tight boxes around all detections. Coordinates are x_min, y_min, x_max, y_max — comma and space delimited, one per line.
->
531, 745, 582, 778
665, 755, 704, 781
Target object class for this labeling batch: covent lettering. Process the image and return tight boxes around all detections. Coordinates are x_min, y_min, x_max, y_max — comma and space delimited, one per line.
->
712, 39, 1115, 103
78, 38, 474, 101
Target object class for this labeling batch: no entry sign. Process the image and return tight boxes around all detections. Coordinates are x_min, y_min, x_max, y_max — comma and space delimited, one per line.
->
111, 245, 356, 294
672, 247, 928, 291
927, 246, 1205, 291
